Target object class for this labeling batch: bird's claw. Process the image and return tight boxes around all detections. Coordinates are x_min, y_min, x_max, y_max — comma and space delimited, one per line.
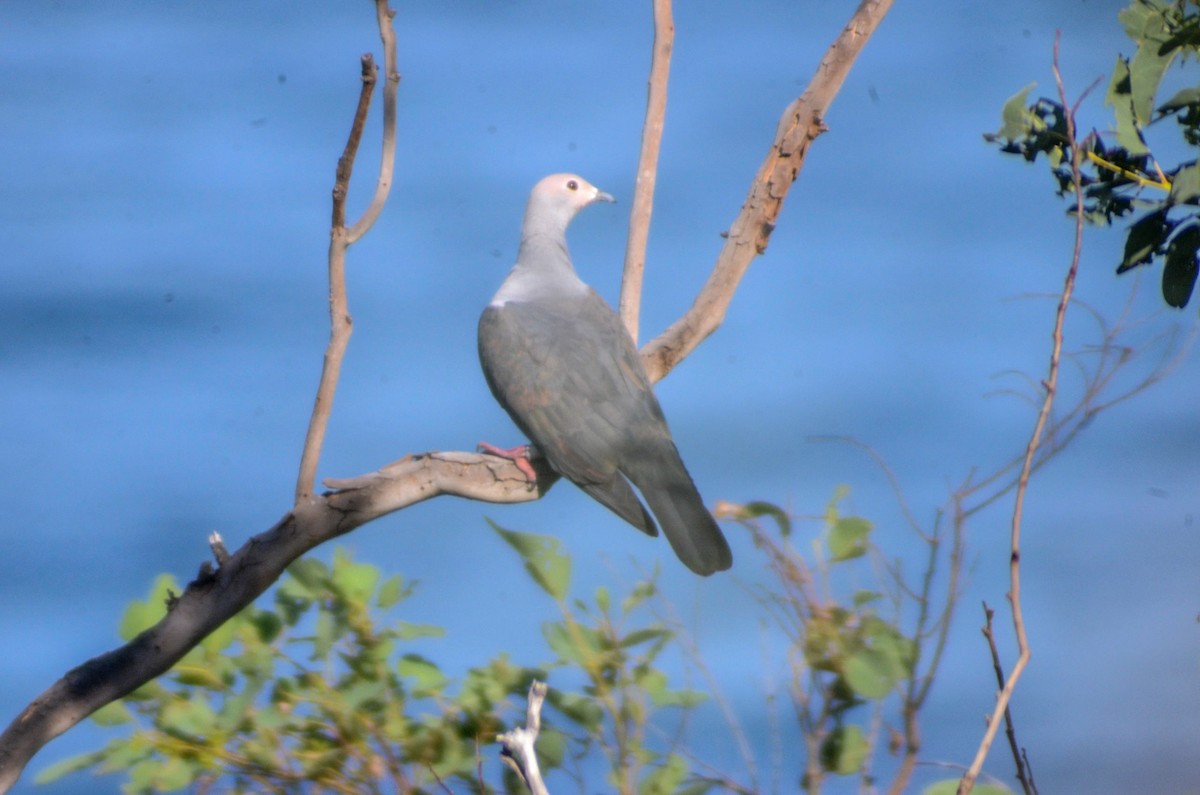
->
477, 441, 539, 482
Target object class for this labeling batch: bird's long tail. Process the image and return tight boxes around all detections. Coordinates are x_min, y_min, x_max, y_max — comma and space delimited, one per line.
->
627, 446, 733, 576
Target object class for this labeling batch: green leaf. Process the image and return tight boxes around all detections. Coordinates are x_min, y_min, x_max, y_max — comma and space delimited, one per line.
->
536, 728, 568, 768
119, 574, 180, 640
1169, 162, 1200, 205
285, 557, 330, 594
620, 627, 670, 649
90, 701, 134, 727
621, 580, 657, 614
1162, 223, 1200, 308
551, 690, 604, 731
159, 695, 219, 738
393, 620, 446, 640
737, 500, 793, 537
127, 756, 197, 791
490, 521, 572, 600
34, 748, 109, 784
1107, 57, 1151, 155
398, 654, 449, 694
1119, 208, 1174, 273
543, 621, 602, 665
852, 590, 883, 607
996, 82, 1038, 140
845, 646, 902, 699
1119, 0, 1177, 123
924, 780, 1014, 795
1158, 86, 1200, 115
376, 574, 408, 609
332, 549, 381, 603
639, 753, 689, 795
594, 585, 611, 614
820, 724, 869, 775
828, 516, 872, 562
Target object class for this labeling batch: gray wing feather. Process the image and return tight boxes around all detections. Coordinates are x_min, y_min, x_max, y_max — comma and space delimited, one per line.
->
479, 290, 732, 574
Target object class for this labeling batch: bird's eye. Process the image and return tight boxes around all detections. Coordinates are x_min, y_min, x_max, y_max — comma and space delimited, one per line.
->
567, 180, 578, 191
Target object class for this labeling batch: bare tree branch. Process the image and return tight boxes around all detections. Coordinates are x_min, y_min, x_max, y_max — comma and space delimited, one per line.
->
497, 681, 551, 795
957, 34, 1087, 794
295, 0, 401, 504
295, 55, 377, 503
639, 0, 894, 384
619, 0, 674, 344
348, 1, 400, 244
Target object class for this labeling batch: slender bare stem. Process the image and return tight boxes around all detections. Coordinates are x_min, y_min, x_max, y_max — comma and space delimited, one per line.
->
620, 0, 674, 343
980, 603, 1037, 795
294, 0, 400, 503
958, 34, 1083, 794
639, 0, 894, 383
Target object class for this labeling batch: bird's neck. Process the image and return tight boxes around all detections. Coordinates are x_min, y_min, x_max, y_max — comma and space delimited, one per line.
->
516, 230, 573, 273
491, 232, 587, 306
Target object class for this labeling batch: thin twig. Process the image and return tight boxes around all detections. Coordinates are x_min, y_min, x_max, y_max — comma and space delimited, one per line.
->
348, 1, 401, 243
958, 33, 1084, 794
295, 0, 400, 504
620, 0, 674, 343
980, 603, 1037, 795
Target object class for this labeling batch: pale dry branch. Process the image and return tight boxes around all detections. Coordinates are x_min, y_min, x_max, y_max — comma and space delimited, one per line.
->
619, 0, 674, 344
957, 35, 1085, 794
639, 0, 894, 384
497, 681, 551, 795
295, 0, 401, 504
348, 1, 401, 244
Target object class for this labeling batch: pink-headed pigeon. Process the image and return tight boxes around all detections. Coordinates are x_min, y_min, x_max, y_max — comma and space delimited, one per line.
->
478, 173, 733, 576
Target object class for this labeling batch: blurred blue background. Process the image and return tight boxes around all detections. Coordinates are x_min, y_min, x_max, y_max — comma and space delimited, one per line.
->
2, 1, 1197, 792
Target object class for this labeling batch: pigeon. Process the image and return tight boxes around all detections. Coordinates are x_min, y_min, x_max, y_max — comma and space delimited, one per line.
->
477, 173, 733, 576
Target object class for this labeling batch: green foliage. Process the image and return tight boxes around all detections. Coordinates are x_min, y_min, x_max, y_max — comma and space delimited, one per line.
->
728, 489, 942, 793
988, 0, 1200, 310
924, 780, 1015, 795
44, 550, 544, 794
51, 491, 960, 795
494, 524, 708, 795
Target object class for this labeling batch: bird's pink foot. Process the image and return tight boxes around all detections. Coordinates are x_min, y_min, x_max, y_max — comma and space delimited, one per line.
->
477, 441, 538, 482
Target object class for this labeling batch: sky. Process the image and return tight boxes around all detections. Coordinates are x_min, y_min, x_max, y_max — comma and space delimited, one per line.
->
2, 1, 1198, 793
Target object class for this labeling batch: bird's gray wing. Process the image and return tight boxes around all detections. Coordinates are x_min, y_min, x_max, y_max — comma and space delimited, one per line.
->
479, 293, 658, 535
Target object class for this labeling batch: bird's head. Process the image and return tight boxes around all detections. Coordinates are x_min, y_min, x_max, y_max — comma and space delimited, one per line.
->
527, 173, 616, 230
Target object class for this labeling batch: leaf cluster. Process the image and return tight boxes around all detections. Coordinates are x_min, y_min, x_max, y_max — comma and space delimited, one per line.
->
987, 0, 1200, 310
40, 552, 542, 794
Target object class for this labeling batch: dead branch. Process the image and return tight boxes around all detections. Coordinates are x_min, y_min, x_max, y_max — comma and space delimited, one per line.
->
295, 0, 401, 504
619, 0, 674, 344
640, 0, 894, 384
497, 681, 551, 795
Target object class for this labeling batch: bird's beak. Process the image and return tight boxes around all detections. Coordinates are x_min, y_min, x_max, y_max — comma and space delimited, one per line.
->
594, 189, 616, 204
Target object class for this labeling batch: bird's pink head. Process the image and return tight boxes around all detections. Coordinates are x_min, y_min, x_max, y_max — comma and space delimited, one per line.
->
526, 173, 616, 231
